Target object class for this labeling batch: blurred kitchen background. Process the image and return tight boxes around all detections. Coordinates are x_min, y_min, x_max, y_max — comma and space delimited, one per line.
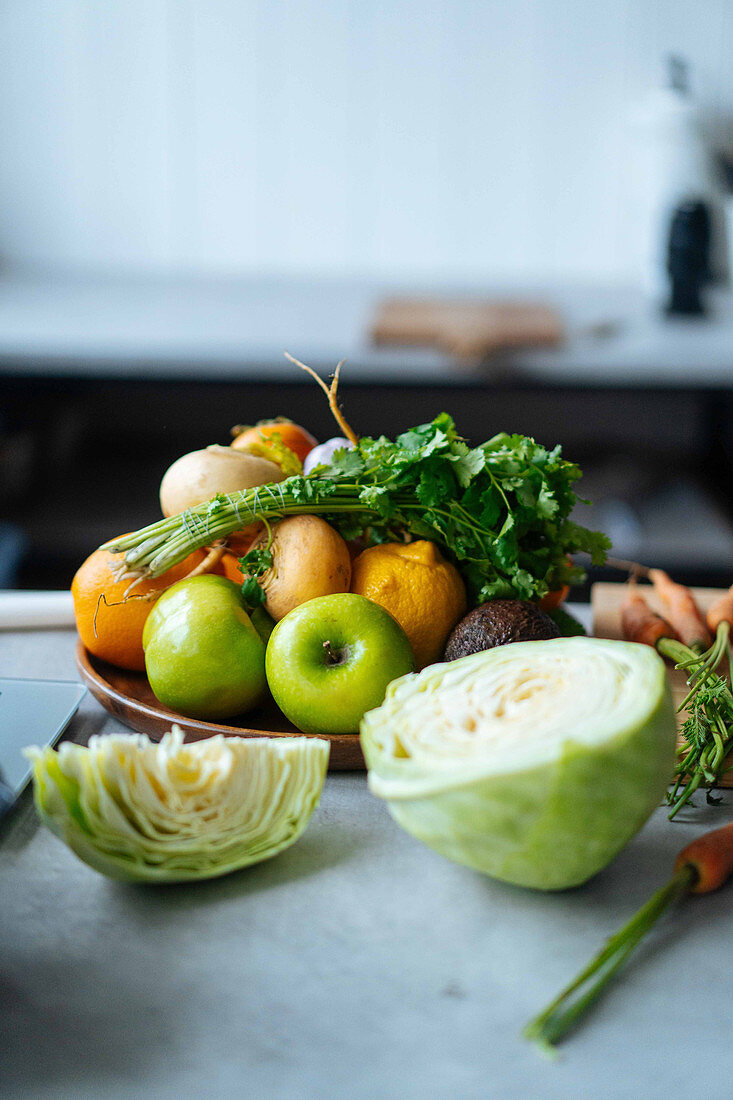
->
3, 0, 733, 594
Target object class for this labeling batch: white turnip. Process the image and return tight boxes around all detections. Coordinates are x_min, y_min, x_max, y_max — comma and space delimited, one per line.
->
159, 445, 286, 517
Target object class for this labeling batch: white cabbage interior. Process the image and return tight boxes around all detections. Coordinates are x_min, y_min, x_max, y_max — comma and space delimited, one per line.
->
369, 638, 662, 775
28, 726, 329, 877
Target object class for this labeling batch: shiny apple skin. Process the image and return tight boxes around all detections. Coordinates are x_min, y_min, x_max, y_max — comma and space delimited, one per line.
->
143, 575, 267, 720
265, 593, 415, 734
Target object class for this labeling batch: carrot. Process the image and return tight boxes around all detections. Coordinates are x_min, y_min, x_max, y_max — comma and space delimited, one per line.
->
707, 586, 733, 633
620, 589, 676, 648
621, 583, 733, 817
648, 568, 712, 649
675, 820, 733, 893
524, 820, 733, 1050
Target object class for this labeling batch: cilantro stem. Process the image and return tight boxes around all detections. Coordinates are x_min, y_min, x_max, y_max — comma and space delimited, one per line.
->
523, 864, 696, 1051
486, 468, 512, 514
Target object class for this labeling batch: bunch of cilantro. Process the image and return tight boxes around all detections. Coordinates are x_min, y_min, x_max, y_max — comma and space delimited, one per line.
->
242, 413, 610, 604
109, 413, 610, 604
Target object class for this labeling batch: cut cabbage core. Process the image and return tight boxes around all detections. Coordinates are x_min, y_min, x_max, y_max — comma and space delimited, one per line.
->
27, 727, 329, 883
361, 638, 676, 889
368, 638, 666, 780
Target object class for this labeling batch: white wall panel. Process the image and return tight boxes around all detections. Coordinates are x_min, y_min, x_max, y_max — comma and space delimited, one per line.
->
0, 0, 175, 269
0, 0, 730, 281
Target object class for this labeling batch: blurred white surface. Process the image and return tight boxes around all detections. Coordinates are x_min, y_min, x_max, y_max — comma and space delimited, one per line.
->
0, 0, 732, 283
0, 591, 75, 630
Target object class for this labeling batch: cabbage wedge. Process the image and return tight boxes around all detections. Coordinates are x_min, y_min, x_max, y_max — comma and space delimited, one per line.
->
361, 638, 676, 890
27, 727, 329, 883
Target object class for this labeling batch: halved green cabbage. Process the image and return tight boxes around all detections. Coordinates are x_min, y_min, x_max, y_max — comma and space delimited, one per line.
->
27, 727, 329, 883
361, 637, 676, 890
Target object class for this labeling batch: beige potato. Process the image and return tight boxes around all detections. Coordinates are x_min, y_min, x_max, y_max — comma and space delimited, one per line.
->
250, 515, 351, 621
159, 445, 286, 517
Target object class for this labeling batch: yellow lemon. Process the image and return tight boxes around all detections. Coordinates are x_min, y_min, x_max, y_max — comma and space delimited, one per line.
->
350, 541, 467, 669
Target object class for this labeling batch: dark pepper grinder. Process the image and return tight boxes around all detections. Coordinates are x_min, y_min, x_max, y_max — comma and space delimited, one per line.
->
666, 200, 711, 315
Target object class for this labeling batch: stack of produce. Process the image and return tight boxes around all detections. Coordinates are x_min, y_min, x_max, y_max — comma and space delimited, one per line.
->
28, 365, 733, 1053
56, 394, 624, 889
71, 395, 609, 733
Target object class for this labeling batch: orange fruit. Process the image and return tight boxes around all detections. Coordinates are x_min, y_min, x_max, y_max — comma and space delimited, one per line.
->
225, 525, 263, 559
71, 542, 207, 671
538, 585, 570, 611
350, 541, 467, 669
231, 420, 318, 465
216, 525, 264, 585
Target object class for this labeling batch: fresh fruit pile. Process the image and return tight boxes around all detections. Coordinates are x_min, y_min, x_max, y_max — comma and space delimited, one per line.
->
72, 373, 606, 734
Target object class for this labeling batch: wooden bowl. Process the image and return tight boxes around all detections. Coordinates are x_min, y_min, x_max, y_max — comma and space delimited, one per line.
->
75, 642, 365, 771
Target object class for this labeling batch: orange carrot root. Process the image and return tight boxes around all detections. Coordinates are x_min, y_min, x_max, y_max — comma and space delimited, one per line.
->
707, 585, 733, 633
648, 568, 712, 650
620, 589, 676, 648
674, 821, 733, 894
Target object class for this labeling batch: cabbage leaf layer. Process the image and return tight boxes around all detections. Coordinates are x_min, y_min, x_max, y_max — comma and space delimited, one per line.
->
361, 638, 676, 890
27, 727, 329, 883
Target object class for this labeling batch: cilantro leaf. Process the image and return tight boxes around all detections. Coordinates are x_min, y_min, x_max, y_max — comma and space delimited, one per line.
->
238, 546, 273, 609
126, 411, 610, 608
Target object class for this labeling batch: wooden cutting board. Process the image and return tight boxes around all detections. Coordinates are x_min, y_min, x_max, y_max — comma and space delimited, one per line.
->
592, 581, 733, 787
371, 297, 564, 361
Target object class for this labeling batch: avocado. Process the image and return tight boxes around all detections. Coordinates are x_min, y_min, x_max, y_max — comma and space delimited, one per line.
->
443, 599, 560, 661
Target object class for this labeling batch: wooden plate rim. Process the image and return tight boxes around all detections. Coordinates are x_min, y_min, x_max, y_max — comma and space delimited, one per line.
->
74, 642, 365, 771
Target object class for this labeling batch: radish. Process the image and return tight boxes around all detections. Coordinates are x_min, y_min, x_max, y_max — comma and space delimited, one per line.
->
303, 437, 354, 475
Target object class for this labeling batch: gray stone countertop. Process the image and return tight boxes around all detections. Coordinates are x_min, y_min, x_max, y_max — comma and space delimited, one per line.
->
2, 617, 733, 1100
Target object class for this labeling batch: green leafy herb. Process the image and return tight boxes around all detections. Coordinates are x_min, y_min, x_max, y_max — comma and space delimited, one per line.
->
205, 493, 227, 516
547, 606, 587, 637
238, 546, 273, 609
104, 414, 610, 603
657, 627, 733, 818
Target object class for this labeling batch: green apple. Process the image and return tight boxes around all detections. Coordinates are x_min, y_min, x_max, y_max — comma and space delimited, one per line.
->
265, 593, 415, 734
143, 574, 267, 720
